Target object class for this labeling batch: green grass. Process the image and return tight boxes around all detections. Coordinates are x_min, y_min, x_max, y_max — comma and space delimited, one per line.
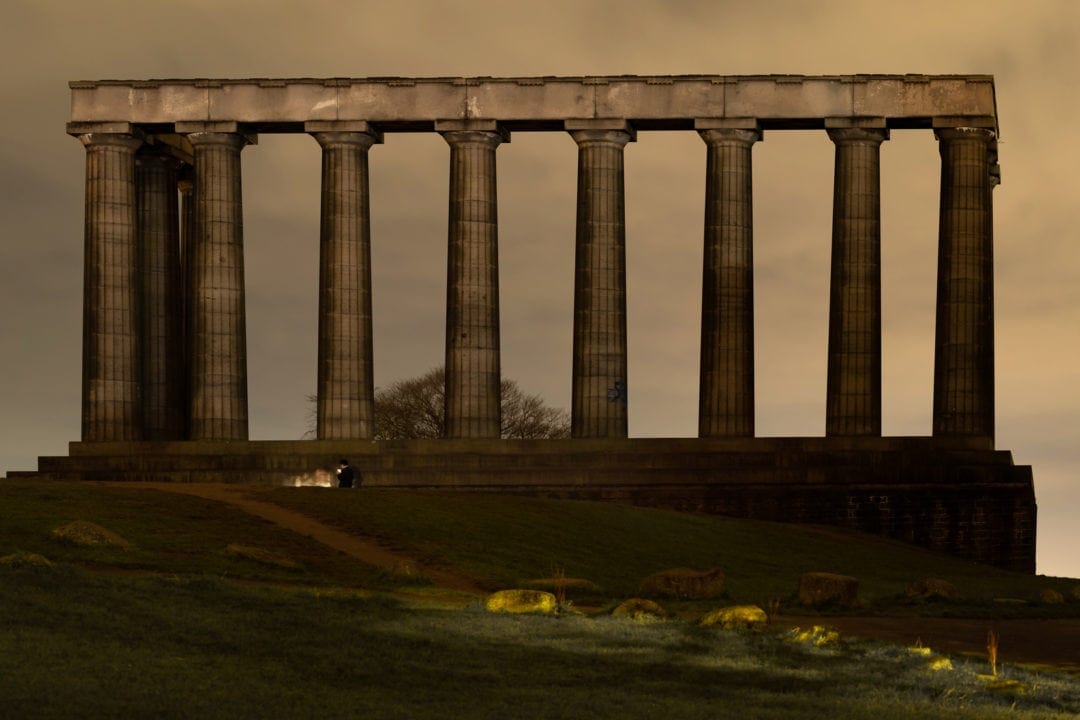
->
1, 479, 1078, 718
1, 562, 1077, 720
259, 487, 1080, 614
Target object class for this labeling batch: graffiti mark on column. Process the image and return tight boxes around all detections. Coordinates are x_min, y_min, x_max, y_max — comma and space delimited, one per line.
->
607, 380, 627, 404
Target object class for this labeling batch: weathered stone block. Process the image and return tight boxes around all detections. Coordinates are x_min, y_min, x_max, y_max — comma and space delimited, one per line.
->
640, 567, 725, 599
797, 572, 859, 608
699, 605, 768, 630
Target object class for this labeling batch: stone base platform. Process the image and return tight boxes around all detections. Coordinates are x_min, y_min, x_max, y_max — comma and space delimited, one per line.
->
7, 436, 1035, 573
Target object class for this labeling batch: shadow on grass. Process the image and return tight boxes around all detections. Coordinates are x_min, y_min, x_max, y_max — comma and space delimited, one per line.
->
2, 563, 1077, 720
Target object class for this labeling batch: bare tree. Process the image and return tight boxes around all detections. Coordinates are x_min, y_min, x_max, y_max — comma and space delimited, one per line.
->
374, 367, 570, 440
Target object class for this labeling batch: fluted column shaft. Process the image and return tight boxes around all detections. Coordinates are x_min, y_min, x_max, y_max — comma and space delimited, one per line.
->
825, 126, 888, 437
698, 127, 760, 438
76, 131, 144, 441
185, 131, 250, 441
439, 123, 507, 439
569, 124, 634, 439
311, 127, 380, 439
933, 127, 997, 440
135, 149, 184, 439
178, 168, 194, 438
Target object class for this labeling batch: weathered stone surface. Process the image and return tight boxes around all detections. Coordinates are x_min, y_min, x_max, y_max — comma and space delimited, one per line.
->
611, 598, 667, 620
797, 572, 859, 608
569, 123, 633, 439
826, 125, 887, 437
52, 520, 131, 549
699, 605, 767, 630
70, 76, 998, 128
905, 577, 961, 602
484, 589, 557, 614
640, 567, 725, 599
698, 126, 759, 438
310, 127, 380, 440
933, 127, 996, 441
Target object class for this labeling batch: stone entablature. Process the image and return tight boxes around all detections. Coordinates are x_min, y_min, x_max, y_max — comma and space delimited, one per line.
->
69, 75, 998, 130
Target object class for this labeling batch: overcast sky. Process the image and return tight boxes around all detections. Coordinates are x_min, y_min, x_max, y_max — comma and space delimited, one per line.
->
1, 0, 1077, 577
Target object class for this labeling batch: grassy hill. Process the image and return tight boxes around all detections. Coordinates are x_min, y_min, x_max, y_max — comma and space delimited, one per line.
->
1, 479, 1078, 719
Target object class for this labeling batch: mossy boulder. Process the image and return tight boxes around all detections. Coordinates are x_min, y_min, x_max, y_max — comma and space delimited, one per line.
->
639, 567, 725, 599
699, 605, 767, 630
906, 578, 960, 602
1038, 588, 1064, 605
52, 520, 130, 549
0, 551, 53, 569
484, 589, 558, 615
797, 572, 859, 608
611, 598, 667, 621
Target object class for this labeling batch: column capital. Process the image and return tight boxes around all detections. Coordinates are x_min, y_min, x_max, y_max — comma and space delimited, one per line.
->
933, 126, 996, 143
697, 127, 761, 146
306, 120, 383, 148
436, 119, 510, 145
566, 119, 635, 146
184, 132, 254, 151
177, 121, 257, 148
826, 126, 889, 144
74, 131, 144, 152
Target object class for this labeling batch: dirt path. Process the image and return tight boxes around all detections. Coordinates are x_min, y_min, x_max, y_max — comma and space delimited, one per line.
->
780, 615, 1080, 674
111, 482, 486, 596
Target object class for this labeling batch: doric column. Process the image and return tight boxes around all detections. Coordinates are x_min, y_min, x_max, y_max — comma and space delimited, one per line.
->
566, 120, 635, 439
933, 125, 997, 441
178, 123, 255, 441
135, 146, 184, 440
307, 122, 382, 440
825, 121, 889, 437
436, 120, 509, 439
696, 120, 761, 438
178, 166, 194, 438
68, 123, 144, 441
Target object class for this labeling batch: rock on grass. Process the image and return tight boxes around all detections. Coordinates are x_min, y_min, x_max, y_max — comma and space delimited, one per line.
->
484, 589, 557, 614
905, 577, 960, 602
797, 572, 859, 608
611, 598, 666, 621
52, 520, 131, 549
639, 567, 725, 599
699, 605, 768, 630
1038, 588, 1065, 605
